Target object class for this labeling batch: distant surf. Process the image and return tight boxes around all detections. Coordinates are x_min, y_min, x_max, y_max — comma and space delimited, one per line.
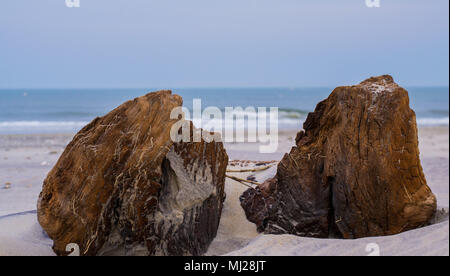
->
0, 121, 88, 134
1, 116, 447, 135
0, 87, 448, 134
417, 117, 449, 126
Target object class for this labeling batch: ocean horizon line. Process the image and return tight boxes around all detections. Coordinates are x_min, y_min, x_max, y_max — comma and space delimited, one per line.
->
0, 85, 449, 91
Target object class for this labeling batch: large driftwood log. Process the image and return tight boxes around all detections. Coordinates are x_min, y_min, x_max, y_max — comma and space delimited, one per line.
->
37, 90, 228, 255
240, 75, 437, 239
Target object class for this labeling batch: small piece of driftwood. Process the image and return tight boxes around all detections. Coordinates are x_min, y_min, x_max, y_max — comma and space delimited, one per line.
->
226, 174, 261, 188
226, 164, 276, 173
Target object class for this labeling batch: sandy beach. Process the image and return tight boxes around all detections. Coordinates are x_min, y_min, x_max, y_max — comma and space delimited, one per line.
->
0, 127, 448, 256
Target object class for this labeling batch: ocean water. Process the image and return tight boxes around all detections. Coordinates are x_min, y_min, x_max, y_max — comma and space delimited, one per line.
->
0, 87, 448, 134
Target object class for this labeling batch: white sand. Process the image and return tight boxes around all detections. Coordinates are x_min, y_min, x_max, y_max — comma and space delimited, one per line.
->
0, 211, 54, 256
0, 128, 448, 256
225, 220, 449, 256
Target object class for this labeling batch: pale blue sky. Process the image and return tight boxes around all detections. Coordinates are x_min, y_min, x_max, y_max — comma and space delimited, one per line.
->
0, 0, 448, 88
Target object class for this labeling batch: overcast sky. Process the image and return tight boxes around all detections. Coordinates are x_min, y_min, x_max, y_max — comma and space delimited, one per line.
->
0, 0, 448, 88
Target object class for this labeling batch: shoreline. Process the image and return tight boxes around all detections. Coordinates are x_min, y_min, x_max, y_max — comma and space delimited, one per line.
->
1, 125, 447, 152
